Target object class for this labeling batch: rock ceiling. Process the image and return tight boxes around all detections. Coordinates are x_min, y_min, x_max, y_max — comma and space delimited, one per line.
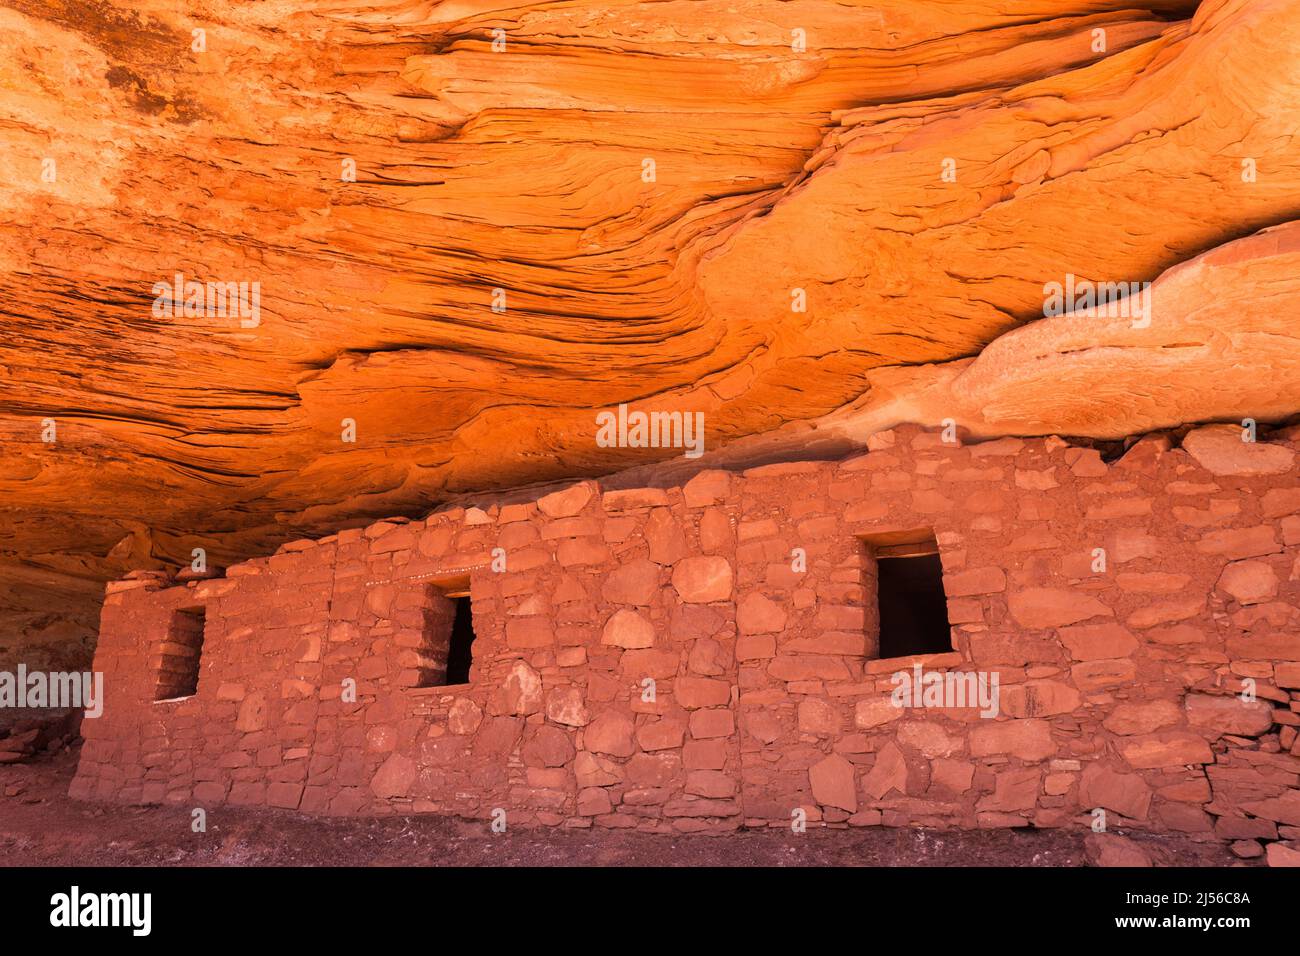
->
1, 0, 1298, 664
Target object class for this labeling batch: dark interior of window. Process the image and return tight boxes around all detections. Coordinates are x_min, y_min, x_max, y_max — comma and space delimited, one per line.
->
156, 607, 205, 700
445, 596, 476, 685
876, 552, 953, 659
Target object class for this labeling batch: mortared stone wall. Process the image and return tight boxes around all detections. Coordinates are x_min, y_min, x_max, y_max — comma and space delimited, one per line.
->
70, 425, 1300, 844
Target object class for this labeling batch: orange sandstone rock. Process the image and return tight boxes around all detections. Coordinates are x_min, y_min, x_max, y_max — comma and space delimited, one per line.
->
2, 0, 1300, 695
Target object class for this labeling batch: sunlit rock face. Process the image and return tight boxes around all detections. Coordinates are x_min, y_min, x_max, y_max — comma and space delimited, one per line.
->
1, 0, 1298, 665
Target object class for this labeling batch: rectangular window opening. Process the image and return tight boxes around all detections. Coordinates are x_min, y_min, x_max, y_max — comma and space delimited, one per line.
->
863, 531, 953, 660
412, 581, 477, 688
445, 596, 476, 685
155, 607, 206, 701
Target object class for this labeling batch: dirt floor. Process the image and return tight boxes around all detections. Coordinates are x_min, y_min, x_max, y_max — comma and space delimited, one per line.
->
0, 748, 1248, 867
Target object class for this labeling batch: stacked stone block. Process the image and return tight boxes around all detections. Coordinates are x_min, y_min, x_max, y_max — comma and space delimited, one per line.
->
71, 425, 1300, 847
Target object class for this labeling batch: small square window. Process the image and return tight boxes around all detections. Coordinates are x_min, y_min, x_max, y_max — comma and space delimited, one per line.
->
155, 607, 205, 700
862, 532, 953, 660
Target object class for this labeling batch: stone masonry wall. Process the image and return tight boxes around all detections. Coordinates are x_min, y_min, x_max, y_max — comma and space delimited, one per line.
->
71, 424, 1300, 843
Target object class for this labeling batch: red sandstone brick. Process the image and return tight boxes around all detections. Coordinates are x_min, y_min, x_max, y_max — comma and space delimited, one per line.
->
735, 634, 776, 661
675, 677, 730, 709
1281, 514, 1300, 546
1102, 700, 1180, 736
601, 559, 660, 605
946, 598, 984, 624
1000, 680, 1081, 719
686, 638, 728, 676
671, 555, 733, 603
1196, 525, 1281, 560
625, 752, 678, 786
600, 609, 655, 649
556, 538, 609, 566
520, 726, 574, 768
1217, 559, 1280, 604
576, 787, 613, 816
862, 743, 908, 800
689, 709, 734, 740
539, 517, 600, 542
681, 470, 731, 507
682, 739, 729, 770
584, 712, 636, 757
537, 482, 594, 518
1009, 588, 1112, 628
636, 718, 686, 752
943, 567, 1006, 597
505, 618, 554, 648
645, 508, 690, 564
769, 655, 851, 682
978, 768, 1040, 813
854, 696, 903, 730
602, 488, 670, 511
267, 782, 305, 809
1185, 694, 1275, 738
970, 719, 1055, 762
544, 687, 590, 727
784, 631, 867, 656
685, 770, 736, 798
809, 754, 858, 812
1079, 763, 1151, 819
736, 592, 785, 634
620, 648, 679, 679
698, 507, 732, 553
1118, 732, 1214, 770
1057, 623, 1137, 661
